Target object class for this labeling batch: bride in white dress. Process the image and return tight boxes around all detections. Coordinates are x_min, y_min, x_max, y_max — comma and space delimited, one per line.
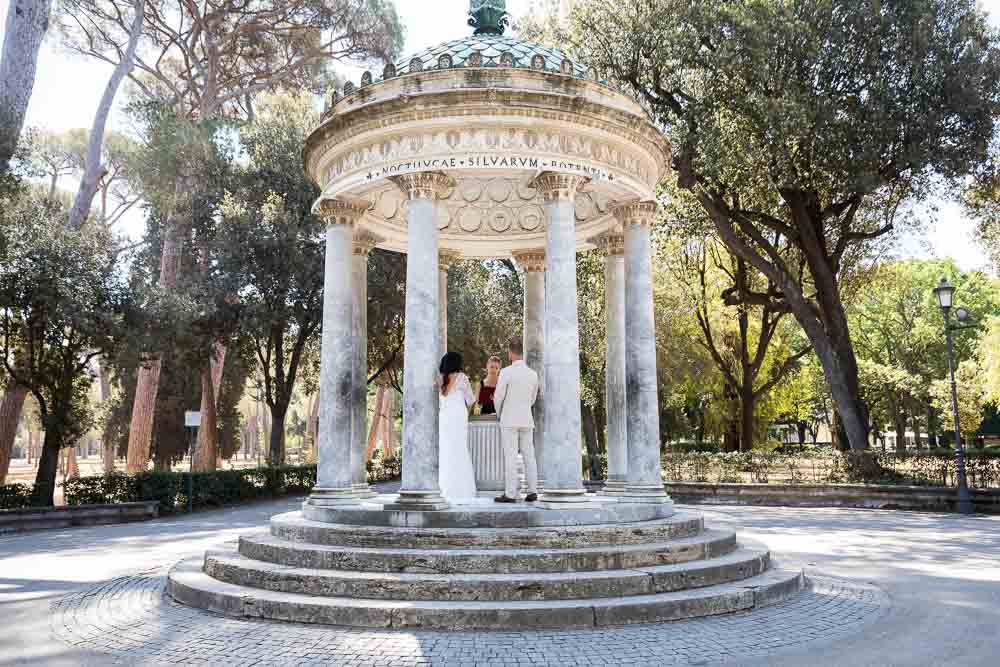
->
438, 352, 478, 501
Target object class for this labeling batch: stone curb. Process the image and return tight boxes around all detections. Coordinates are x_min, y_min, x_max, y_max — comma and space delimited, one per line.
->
0, 501, 159, 534
167, 558, 806, 630
665, 482, 1000, 513
269, 511, 705, 549
203, 544, 770, 601
238, 528, 738, 574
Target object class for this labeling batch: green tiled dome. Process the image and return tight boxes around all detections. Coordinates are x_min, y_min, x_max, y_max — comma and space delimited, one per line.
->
393, 34, 589, 78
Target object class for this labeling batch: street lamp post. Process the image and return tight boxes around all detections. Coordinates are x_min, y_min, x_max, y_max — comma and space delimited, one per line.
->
933, 278, 973, 515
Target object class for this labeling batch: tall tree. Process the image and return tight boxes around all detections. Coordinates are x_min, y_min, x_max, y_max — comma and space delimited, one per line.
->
0, 0, 54, 173
0, 190, 134, 505
216, 92, 325, 467
59, 0, 403, 472
64, 0, 146, 231
575, 0, 1000, 450
679, 238, 809, 451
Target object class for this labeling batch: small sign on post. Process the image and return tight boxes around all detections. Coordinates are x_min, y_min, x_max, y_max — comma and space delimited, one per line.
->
184, 411, 201, 513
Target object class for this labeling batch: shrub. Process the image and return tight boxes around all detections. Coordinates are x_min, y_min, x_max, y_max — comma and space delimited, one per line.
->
63, 465, 321, 514
0, 483, 35, 510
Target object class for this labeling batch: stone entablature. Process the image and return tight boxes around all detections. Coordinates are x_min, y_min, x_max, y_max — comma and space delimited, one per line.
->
304, 67, 670, 260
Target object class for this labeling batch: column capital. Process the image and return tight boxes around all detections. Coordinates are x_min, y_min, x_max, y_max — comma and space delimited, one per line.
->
353, 231, 381, 257
531, 172, 589, 202
438, 249, 462, 271
512, 249, 546, 272
592, 232, 625, 257
612, 200, 660, 227
318, 199, 366, 226
391, 171, 455, 200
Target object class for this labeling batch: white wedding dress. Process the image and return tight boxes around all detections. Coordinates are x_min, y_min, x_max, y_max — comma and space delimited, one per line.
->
439, 373, 478, 502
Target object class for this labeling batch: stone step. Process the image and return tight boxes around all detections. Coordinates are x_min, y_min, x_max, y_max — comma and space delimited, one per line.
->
168, 558, 805, 630
269, 511, 705, 549
300, 499, 675, 529
238, 528, 738, 574
204, 544, 770, 601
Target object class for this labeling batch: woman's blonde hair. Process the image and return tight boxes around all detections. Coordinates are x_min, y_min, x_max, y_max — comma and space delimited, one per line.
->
487, 355, 502, 367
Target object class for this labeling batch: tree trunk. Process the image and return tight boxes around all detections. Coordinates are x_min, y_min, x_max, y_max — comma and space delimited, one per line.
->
67, 0, 145, 230
894, 413, 907, 452
740, 381, 756, 452
796, 421, 807, 446
0, 385, 28, 484
831, 409, 848, 452
384, 389, 397, 456
582, 402, 601, 481
32, 424, 63, 506
191, 365, 217, 473
197, 341, 227, 470
365, 385, 385, 460
97, 359, 115, 473
268, 404, 287, 467
66, 445, 79, 479
125, 198, 188, 473
722, 417, 740, 453
926, 406, 939, 448
0, 0, 54, 173
304, 392, 318, 463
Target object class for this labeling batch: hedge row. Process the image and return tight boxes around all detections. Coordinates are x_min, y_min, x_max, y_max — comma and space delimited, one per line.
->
661, 450, 1000, 488
60, 451, 403, 514
0, 483, 34, 510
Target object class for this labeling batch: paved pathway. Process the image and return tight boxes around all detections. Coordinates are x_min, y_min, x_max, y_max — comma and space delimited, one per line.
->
1, 496, 998, 666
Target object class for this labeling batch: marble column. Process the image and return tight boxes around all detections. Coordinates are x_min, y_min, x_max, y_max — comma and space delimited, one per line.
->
351, 232, 380, 499
308, 200, 365, 508
390, 172, 454, 510
534, 172, 589, 507
438, 251, 460, 358
596, 232, 628, 495
615, 202, 670, 504
514, 249, 546, 490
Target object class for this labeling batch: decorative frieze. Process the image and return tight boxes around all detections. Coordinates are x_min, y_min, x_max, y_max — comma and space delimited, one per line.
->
532, 172, 589, 202
390, 172, 455, 201
318, 199, 366, 226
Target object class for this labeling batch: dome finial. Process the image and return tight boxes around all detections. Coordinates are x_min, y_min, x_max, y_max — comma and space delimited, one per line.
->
469, 0, 509, 36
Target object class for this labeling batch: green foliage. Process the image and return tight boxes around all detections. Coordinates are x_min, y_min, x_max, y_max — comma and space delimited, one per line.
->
575, 0, 1000, 451
446, 260, 524, 382
0, 187, 137, 504
216, 92, 324, 464
663, 450, 1000, 488
63, 460, 402, 514
0, 483, 35, 510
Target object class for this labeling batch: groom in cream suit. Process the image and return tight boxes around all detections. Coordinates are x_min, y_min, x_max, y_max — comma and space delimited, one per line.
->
492, 337, 539, 503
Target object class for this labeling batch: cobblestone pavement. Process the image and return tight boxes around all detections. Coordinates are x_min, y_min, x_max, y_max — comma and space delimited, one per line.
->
50, 568, 887, 666
4, 496, 1000, 665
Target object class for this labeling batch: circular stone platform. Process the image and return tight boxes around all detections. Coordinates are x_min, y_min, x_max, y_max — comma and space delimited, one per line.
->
167, 496, 807, 630
55, 569, 888, 666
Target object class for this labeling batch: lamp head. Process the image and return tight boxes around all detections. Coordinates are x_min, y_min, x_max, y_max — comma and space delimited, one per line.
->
933, 277, 955, 311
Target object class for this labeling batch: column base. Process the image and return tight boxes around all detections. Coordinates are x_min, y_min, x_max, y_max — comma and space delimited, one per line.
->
618, 484, 672, 505
383, 490, 450, 511
352, 483, 377, 499
537, 487, 593, 509
599, 477, 629, 496
306, 487, 360, 507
